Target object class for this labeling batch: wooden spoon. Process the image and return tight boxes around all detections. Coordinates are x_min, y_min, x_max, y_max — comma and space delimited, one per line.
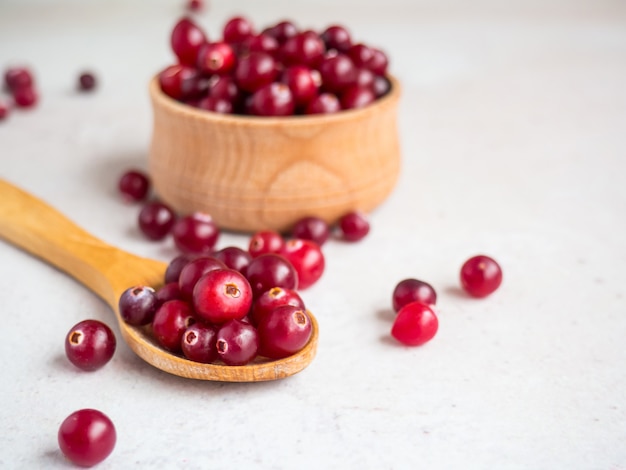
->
0, 178, 318, 382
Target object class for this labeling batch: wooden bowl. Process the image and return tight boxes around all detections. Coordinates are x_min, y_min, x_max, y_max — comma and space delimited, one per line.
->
148, 76, 401, 233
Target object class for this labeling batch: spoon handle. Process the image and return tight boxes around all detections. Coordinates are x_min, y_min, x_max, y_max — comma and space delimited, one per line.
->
0, 179, 164, 308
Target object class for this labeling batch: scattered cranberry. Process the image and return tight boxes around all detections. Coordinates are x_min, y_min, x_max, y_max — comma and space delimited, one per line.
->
138, 201, 176, 240
181, 323, 217, 363
280, 239, 325, 290
165, 254, 195, 284
223, 16, 254, 44
251, 287, 304, 325
4, 67, 33, 91
119, 286, 158, 325
78, 72, 97, 91
192, 268, 253, 324
320, 25, 352, 52
234, 52, 279, 93
258, 305, 312, 359
305, 93, 340, 115
118, 169, 150, 202
197, 41, 236, 75
216, 319, 259, 365
248, 230, 285, 258
392, 279, 437, 312
291, 216, 330, 245
172, 212, 220, 255
178, 256, 226, 299
213, 246, 252, 275
460, 255, 503, 298
64, 320, 116, 371
391, 301, 438, 346
12, 86, 38, 108
0, 100, 8, 121
187, 0, 203, 12
246, 253, 298, 298
338, 211, 370, 241
171, 17, 207, 67
58, 409, 116, 467
341, 85, 376, 110
152, 299, 195, 352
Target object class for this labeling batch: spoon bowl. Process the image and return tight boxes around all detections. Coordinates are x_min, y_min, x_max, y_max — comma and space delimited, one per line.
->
0, 179, 318, 381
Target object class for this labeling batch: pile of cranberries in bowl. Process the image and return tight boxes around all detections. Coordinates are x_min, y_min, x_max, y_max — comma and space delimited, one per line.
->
158, 16, 391, 116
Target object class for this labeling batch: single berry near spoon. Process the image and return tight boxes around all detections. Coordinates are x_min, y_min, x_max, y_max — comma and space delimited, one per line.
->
64, 319, 116, 371
118, 169, 150, 202
78, 71, 97, 91
392, 278, 437, 312
460, 254, 503, 298
138, 200, 176, 240
391, 301, 439, 347
58, 409, 116, 467
337, 211, 370, 241
172, 212, 220, 255
119, 285, 158, 326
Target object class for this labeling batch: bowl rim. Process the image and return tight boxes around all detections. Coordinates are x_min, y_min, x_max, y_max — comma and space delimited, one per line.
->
149, 73, 401, 127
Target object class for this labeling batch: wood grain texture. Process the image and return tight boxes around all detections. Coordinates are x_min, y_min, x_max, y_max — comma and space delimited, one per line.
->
148, 75, 402, 232
0, 179, 318, 382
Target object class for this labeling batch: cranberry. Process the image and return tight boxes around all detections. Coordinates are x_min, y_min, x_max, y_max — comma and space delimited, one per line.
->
118, 169, 150, 202
165, 254, 195, 284
158, 64, 207, 101
207, 74, 240, 103
152, 300, 195, 352
78, 72, 97, 91
355, 68, 375, 89
304, 93, 340, 115
291, 216, 330, 245
234, 52, 278, 93
119, 285, 158, 325
262, 20, 298, 44
216, 319, 259, 365
392, 279, 437, 312
223, 16, 254, 44
170, 17, 207, 66
187, 0, 203, 12
246, 253, 298, 298
366, 48, 389, 75
318, 53, 357, 93
338, 211, 370, 241
372, 75, 391, 98
64, 320, 116, 371
248, 230, 285, 258
172, 212, 220, 255
251, 287, 304, 325
347, 43, 374, 68
240, 34, 279, 57
0, 100, 8, 121
249, 83, 295, 116
192, 268, 253, 324
198, 95, 233, 114
213, 246, 252, 275
280, 31, 325, 68
58, 409, 116, 467
281, 65, 320, 106
280, 239, 325, 290
138, 201, 176, 240
257, 305, 312, 359
155, 282, 183, 306
320, 25, 352, 52
340, 85, 376, 110
178, 256, 226, 299
391, 301, 438, 346
12, 86, 38, 108
181, 323, 217, 363
197, 41, 236, 75
460, 255, 503, 298
4, 67, 33, 91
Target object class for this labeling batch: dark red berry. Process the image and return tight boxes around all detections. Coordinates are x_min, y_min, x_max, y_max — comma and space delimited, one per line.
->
223, 16, 254, 44
158, 64, 207, 101
234, 52, 279, 93
392, 279, 437, 312
178, 256, 226, 299
152, 300, 195, 352
12, 86, 38, 108
78, 72, 97, 91
0, 100, 9, 121
4, 67, 33, 91
207, 74, 241, 103
281, 65, 320, 106
213, 246, 252, 275
257, 305, 312, 359
171, 17, 207, 66
340, 85, 376, 110
249, 83, 295, 116
248, 230, 285, 258
318, 53, 357, 93
197, 41, 236, 75
198, 95, 233, 113
138, 201, 176, 240
192, 268, 253, 324
172, 212, 220, 255
320, 25, 352, 52
460, 255, 503, 298
246, 253, 298, 298
338, 211, 370, 241
187, 0, 203, 11
119, 286, 158, 325
304, 93, 340, 115
262, 20, 298, 44
280, 239, 325, 290
366, 48, 389, 75
281, 31, 325, 68
251, 287, 304, 325
372, 75, 391, 98
347, 43, 374, 68
355, 68, 375, 89
391, 301, 438, 346
165, 254, 195, 284
181, 323, 217, 363
118, 169, 150, 202
240, 34, 279, 57
65, 320, 116, 371
216, 319, 259, 365
155, 282, 183, 306
58, 409, 116, 467
291, 216, 330, 245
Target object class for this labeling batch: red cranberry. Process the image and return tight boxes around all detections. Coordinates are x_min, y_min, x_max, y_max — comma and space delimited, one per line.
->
178, 256, 226, 299
155, 282, 183, 306
187, 0, 203, 11
249, 83, 295, 116
213, 246, 252, 275
366, 48, 389, 75
281, 31, 325, 68
138, 201, 176, 240
64, 320, 116, 371
165, 254, 195, 284
216, 319, 259, 365
460, 255, 503, 298
4, 67, 33, 91
208, 74, 240, 103
118, 169, 150, 202
391, 301, 438, 346
171, 17, 207, 66
347, 43, 374, 68
291, 216, 330, 245
355, 68, 375, 89
234, 52, 278, 93
240, 34, 279, 57
304, 93, 340, 115
257, 305, 312, 359
78, 72, 97, 91
158, 64, 206, 101
262, 20, 298, 44
281, 65, 320, 106
58, 409, 116, 467
392, 279, 437, 312
181, 323, 217, 363
338, 211, 370, 241
280, 239, 325, 290
12, 86, 38, 108
197, 42, 236, 75
152, 300, 195, 352
172, 212, 220, 255
319, 53, 357, 93
373, 75, 391, 98
0, 100, 9, 121
246, 253, 298, 298
251, 287, 304, 325
198, 95, 233, 113
119, 285, 158, 325
223, 16, 254, 44
192, 268, 253, 324
248, 230, 285, 258
340, 85, 376, 110
320, 25, 352, 52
